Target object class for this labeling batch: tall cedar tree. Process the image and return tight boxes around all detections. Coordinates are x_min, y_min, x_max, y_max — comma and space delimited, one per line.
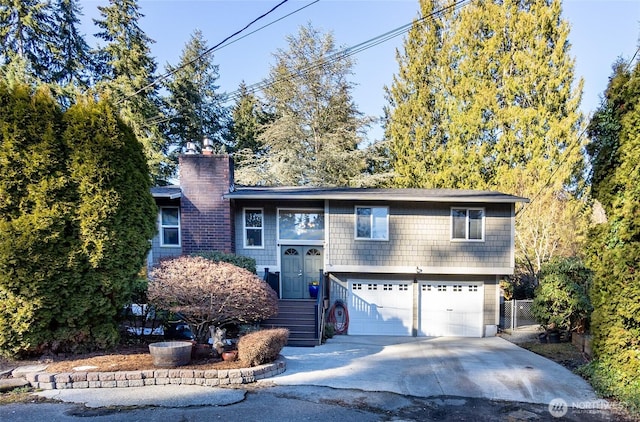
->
585, 56, 640, 408
0, 0, 55, 83
0, 83, 156, 357
235, 24, 374, 187
385, 0, 586, 280
63, 96, 157, 353
162, 29, 229, 174
0, 83, 70, 357
93, 0, 169, 183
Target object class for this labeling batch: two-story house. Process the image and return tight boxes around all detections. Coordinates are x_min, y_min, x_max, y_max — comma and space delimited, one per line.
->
150, 152, 527, 345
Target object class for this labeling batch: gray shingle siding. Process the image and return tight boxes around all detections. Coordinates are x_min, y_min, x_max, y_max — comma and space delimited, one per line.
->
233, 203, 278, 270
326, 201, 513, 270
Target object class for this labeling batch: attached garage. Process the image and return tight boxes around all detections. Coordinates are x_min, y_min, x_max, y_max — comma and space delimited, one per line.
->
348, 280, 413, 336
347, 280, 485, 337
419, 282, 484, 337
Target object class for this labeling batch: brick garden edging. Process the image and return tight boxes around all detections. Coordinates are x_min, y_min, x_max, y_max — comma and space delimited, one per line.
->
25, 357, 286, 390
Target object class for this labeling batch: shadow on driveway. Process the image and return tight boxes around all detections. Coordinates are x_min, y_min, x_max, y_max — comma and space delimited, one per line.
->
269, 336, 601, 406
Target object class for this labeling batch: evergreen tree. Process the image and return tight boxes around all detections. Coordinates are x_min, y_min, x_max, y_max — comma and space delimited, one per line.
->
63, 96, 157, 352
162, 29, 229, 172
385, 0, 586, 279
93, 0, 169, 183
231, 82, 268, 154
236, 24, 374, 187
49, 0, 93, 89
230, 81, 274, 169
584, 54, 640, 409
0, 83, 70, 357
0, 0, 55, 83
0, 82, 156, 357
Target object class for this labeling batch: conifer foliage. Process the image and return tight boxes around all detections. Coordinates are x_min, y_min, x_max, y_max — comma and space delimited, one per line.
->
385, 0, 586, 279
584, 56, 640, 409
162, 29, 229, 171
235, 24, 375, 187
0, 83, 156, 357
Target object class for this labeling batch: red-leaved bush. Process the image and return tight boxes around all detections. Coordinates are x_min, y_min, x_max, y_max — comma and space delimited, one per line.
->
148, 256, 278, 342
238, 328, 289, 367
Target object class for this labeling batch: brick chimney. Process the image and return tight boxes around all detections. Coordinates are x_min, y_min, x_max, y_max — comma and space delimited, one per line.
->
179, 154, 235, 254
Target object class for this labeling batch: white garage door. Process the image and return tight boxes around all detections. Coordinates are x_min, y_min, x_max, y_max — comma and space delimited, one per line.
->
419, 282, 484, 337
348, 280, 413, 335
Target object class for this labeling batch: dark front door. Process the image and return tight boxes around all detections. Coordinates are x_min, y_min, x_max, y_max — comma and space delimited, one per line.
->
281, 246, 323, 299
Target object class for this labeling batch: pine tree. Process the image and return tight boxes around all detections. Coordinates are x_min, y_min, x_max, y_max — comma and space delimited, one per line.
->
231, 82, 268, 154
0, 0, 55, 83
236, 24, 374, 187
230, 81, 275, 169
584, 54, 640, 408
385, 0, 586, 278
93, 0, 169, 183
383, 0, 451, 188
162, 29, 229, 172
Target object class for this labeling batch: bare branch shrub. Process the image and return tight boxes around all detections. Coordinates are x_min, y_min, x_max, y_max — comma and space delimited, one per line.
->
238, 328, 289, 367
148, 256, 278, 343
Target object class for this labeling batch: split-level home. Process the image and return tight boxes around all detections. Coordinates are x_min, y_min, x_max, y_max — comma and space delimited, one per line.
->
150, 152, 528, 346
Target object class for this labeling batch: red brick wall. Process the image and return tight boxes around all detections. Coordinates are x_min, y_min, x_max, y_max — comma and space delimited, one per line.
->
179, 154, 234, 254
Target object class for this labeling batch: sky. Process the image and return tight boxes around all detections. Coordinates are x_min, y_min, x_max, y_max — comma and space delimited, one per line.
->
79, 0, 640, 142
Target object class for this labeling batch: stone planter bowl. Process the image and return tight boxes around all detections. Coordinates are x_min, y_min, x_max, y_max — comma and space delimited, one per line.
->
149, 341, 193, 367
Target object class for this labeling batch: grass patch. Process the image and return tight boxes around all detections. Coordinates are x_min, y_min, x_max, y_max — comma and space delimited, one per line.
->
0, 387, 52, 405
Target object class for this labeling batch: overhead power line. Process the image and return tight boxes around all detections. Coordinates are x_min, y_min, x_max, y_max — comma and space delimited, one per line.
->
121, 0, 298, 104
221, 0, 470, 105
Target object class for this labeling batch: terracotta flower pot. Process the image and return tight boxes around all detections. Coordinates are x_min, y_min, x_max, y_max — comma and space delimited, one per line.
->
222, 350, 238, 362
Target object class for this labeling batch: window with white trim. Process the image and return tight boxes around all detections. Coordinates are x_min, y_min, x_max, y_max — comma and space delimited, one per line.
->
355, 206, 389, 240
160, 207, 180, 246
244, 208, 263, 248
451, 208, 485, 241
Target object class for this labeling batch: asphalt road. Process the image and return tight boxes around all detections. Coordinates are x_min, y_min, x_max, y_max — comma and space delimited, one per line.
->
0, 384, 625, 421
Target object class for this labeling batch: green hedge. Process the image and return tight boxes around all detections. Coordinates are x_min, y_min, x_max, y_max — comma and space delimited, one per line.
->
195, 250, 257, 273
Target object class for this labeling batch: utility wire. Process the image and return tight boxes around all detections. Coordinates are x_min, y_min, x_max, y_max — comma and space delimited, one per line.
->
221, 0, 470, 105
120, 0, 295, 104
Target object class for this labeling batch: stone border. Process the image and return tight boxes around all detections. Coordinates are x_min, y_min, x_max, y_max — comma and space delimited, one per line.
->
25, 358, 285, 390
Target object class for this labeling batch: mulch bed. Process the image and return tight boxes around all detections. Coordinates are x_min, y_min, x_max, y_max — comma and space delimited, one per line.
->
1, 343, 245, 375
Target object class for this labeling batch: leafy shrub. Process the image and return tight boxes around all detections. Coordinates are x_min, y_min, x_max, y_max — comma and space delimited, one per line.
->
238, 328, 289, 367
148, 256, 278, 343
323, 322, 335, 342
531, 257, 592, 331
195, 250, 257, 273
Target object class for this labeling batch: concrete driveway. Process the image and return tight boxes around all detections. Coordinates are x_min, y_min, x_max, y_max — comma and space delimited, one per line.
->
267, 335, 600, 406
